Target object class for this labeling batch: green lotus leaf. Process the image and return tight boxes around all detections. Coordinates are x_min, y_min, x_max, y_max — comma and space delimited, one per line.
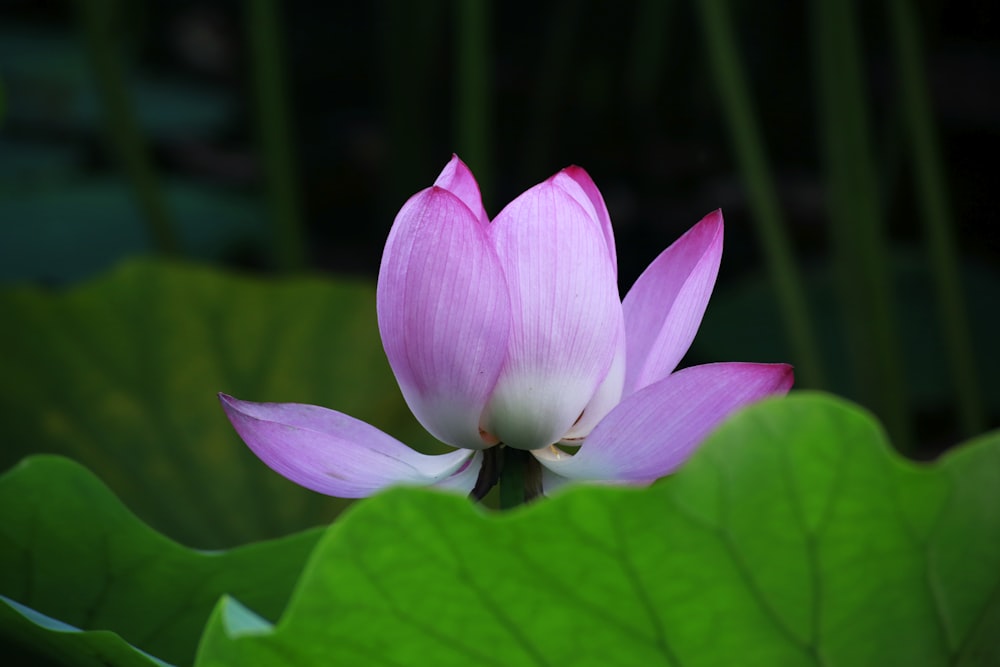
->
197, 394, 1000, 666
0, 260, 433, 548
0, 455, 320, 666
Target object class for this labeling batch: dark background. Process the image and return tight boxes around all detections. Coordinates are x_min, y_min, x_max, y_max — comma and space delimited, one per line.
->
2, 0, 998, 456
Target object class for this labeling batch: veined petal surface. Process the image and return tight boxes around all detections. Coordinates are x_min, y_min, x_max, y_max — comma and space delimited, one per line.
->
560, 331, 625, 442
219, 394, 476, 498
551, 166, 617, 275
533, 362, 794, 481
623, 211, 724, 395
484, 180, 623, 450
377, 187, 510, 450
433, 154, 490, 226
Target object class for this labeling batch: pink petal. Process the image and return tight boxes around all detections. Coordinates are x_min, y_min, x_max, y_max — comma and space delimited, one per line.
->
432, 451, 484, 492
483, 178, 623, 450
377, 187, 510, 449
219, 394, 477, 498
433, 154, 489, 225
622, 210, 724, 395
560, 332, 625, 442
551, 166, 617, 275
533, 362, 794, 482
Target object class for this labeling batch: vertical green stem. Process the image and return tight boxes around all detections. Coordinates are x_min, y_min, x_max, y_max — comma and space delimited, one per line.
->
498, 448, 543, 509
814, 0, 911, 448
696, 0, 827, 389
887, 0, 984, 436
78, 0, 179, 256
246, 0, 306, 271
499, 448, 525, 509
453, 0, 493, 209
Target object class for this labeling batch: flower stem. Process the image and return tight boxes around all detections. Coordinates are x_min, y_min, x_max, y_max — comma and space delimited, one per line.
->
499, 448, 543, 509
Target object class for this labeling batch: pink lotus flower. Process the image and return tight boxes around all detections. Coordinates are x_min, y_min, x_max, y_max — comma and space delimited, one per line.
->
220, 156, 792, 499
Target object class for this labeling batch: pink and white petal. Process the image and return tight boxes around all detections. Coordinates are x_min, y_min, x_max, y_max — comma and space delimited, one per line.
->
432, 451, 483, 494
551, 167, 617, 274
560, 328, 625, 442
378, 187, 511, 450
483, 179, 623, 450
534, 362, 794, 482
219, 394, 476, 498
433, 154, 489, 225
622, 211, 724, 395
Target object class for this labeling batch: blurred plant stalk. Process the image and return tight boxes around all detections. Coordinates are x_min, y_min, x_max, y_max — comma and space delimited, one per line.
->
697, 0, 828, 391
700, 0, 977, 449
814, 0, 912, 448
888, 0, 984, 436
453, 0, 494, 209
77, 0, 179, 256
246, 0, 307, 271
380, 0, 443, 218
521, 0, 581, 179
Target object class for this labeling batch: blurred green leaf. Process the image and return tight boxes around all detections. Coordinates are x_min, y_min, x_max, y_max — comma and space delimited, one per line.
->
0, 455, 320, 666
0, 260, 434, 547
197, 394, 1000, 666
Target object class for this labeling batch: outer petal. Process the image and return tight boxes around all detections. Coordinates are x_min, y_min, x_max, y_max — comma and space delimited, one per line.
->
219, 394, 476, 498
378, 186, 510, 449
551, 166, 617, 275
433, 451, 483, 493
622, 210, 724, 395
560, 330, 625, 442
483, 179, 623, 450
433, 154, 489, 225
533, 362, 794, 481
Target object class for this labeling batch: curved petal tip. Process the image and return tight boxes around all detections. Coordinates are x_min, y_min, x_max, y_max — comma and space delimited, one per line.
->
433, 154, 489, 225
